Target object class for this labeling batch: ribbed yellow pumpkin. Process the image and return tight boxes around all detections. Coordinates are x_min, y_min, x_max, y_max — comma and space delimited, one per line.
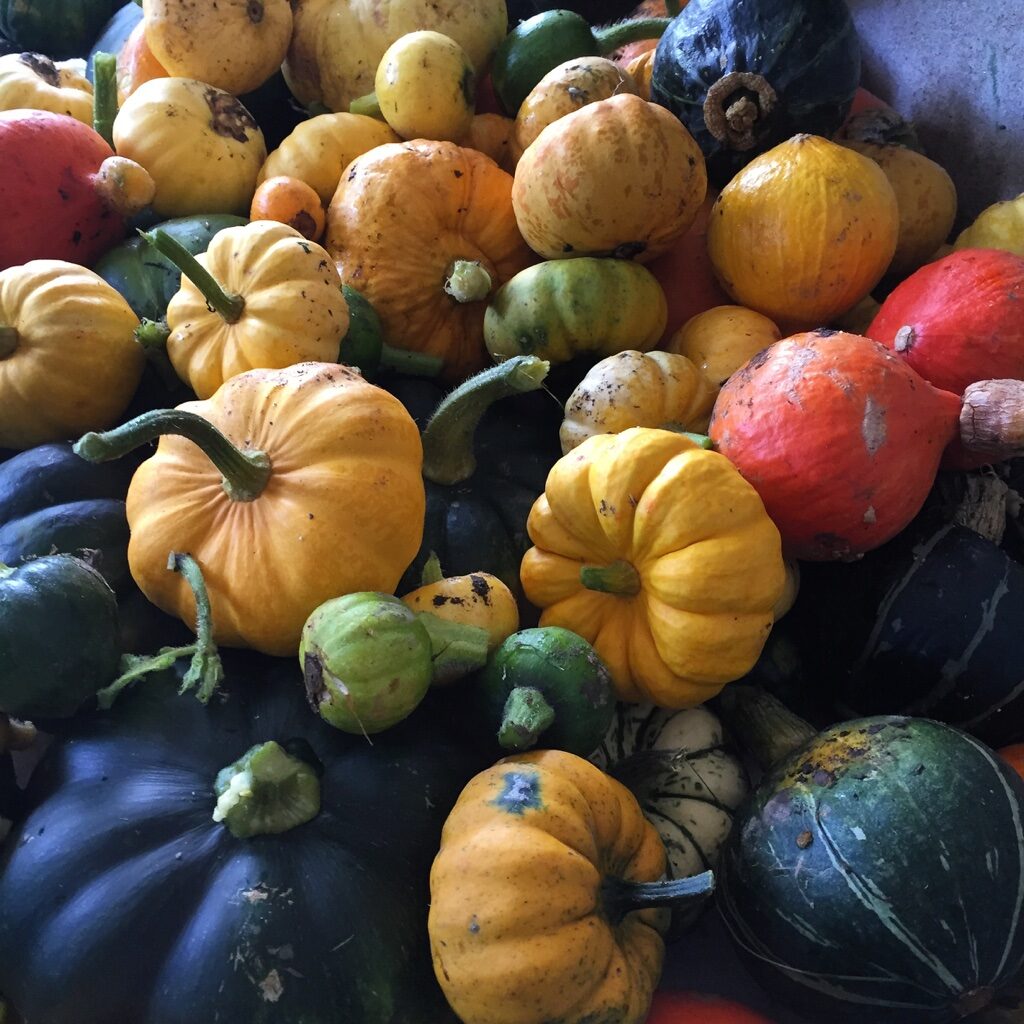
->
520, 428, 785, 707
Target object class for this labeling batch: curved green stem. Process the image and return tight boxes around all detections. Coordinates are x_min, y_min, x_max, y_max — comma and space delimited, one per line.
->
213, 740, 321, 838
444, 260, 493, 304
349, 91, 383, 119
580, 559, 641, 596
0, 326, 17, 360
92, 52, 118, 149
134, 318, 183, 392
498, 686, 556, 750
601, 870, 715, 925
420, 552, 444, 585
97, 553, 224, 709
141, 229, 245, 324
421, 355, 550, 484
74, 408, 271, 503
593, 18, 671, 54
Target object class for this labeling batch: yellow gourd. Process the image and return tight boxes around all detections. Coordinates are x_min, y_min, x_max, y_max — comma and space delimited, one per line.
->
520, 428, 786, 707
955, 192, 1024, 258
155, 221, 349, 399
0, 52, 92, 122
559, 351, 716, 454
429, 748, 714, 1024
0, 261, 144, 449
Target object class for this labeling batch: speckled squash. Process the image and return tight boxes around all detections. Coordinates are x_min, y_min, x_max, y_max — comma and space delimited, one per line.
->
0, 52, 92, 122
559, 350, 716, 453
520, 427, 786, 707
512, 93, 707, 263
707, 134, 899, 329
429, 748, 708, 1024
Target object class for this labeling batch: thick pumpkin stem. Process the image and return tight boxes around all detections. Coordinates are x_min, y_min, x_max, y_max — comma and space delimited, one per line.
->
92, 51, 118, 148
960, 379, 1024, 460
444, 260, 493, 304
134, 318, 183, 392
601, 869, 715, 926
213, 740, 321, 839
498, 686, 556, 750
715, 685, 818, 772
0, 326, 17, 360
593, 18, 672, 54
421, 355, 550, 485
415, 611, 490, 686
580, 559, 642, 596
74, 409, 271, 503
703, 72, 778, 151
141, 229, 245, 324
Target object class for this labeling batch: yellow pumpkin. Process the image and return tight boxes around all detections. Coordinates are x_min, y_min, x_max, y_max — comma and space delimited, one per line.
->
839, 139, 958, 277
113, 77, 267, 218
0, 52, 92, 122
512, 93, 707, 263
74, 363, 425, 657
559, 351, 716, 454
142, 0, 293, 96
284, 0, 506, 113
461, 113, 517, 174
513, 56, 638, 161
955, 192, 1024, 257
429, 748, 713, 1024
624, 49, 654, 101
325, 139, 534, 381
0, 261, 144, 449
257, 113, 399, 207
160, 221, 349, 399
707, 134, 899, 329
664, 305, 781, 389
520, 428, 785, 707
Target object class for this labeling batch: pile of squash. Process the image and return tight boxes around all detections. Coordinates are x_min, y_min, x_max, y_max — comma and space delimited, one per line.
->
1, 0, 1024, 1022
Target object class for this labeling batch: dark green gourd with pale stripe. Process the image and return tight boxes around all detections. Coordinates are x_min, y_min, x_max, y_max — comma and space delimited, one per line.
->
718, 711, 1024, 1023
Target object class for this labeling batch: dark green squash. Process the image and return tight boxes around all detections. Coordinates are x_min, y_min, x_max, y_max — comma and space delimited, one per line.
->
717, 692, 1024, 1024
0, 0, 120, 59
0, 652, 477, 1023
506, 0, 650, 29
650, 0, 861, 187
386, 356, 564, 605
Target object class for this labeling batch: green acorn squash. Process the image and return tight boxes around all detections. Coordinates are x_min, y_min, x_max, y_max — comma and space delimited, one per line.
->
0, 651, 478, 1023
0, 0, 121, 60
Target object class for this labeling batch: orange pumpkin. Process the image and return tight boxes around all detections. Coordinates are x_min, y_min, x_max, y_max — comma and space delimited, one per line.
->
325, 139, 534, 381
461, 113, 517, 174
512, 93, 707, 263
250, 175, 325, 241
116, 19, 168, 100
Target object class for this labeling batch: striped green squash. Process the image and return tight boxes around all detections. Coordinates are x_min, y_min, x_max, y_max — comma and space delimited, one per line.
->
590, 702, 748, 930
719, 715, 1024, 1023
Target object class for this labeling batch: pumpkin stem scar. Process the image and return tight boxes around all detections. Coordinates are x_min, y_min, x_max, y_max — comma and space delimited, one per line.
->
580, 560, 641, 597
73, 408, 272, 503
490, 770, 544, 815
0, 713, 37, 754
601, 870, 714, 925
0, 326, 18, 360
703, 72, 778, 150
592, 18, 672, 55
444, 260, 493, 304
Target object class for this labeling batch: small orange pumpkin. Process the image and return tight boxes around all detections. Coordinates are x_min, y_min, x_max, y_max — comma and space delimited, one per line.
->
116, 19, 168, 100
250, 175, 325, 241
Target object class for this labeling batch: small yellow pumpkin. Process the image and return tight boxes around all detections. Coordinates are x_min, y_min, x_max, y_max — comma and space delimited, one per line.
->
839, 139, 957, 277
0, 261, 144, 449
559, 351, 716, 454
707, 134, 899, 329
74, 363, 425, 657
520, 428, 786, 707
0, 52, 92, 122
113, 77, 267, 218
160, 221, 349, 399
513, 93, 707, 263
429, 748, 712, 1024
664, 305, 781, 389
955, 192, 1024, 257
624, 49, 654, 101
142, 0, 293, 97
513, 56, 638, 161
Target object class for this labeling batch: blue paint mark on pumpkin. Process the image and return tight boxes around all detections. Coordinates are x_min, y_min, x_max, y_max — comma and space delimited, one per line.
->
491, 770, 543, 815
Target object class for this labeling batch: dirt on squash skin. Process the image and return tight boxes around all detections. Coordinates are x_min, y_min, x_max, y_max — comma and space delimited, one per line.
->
20, 52, 60, 87
205, 89, 258, 142
782, 719, 915, 791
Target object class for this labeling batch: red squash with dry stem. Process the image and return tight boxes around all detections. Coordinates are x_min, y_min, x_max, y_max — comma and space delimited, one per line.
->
709, 330, 1024, 560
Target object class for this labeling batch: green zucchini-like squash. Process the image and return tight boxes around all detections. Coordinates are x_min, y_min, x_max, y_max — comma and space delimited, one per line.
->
720, 714, 1024, 1023
0, 653, 479, 1023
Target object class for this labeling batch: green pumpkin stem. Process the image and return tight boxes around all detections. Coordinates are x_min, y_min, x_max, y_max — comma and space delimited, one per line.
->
74, 408, 271, 503
715, 685, 818, 772
497, 686, 556, 750
420, 552, 445, 586
0, 326, 17, 360
134, 318, 183, 391
212, 740, 321, 839
348, 91, 383, 119
421, 355, 550, 485
580, 559, 641, 597
415, 611, 491, 686
91, 52, 118, 148
660, 428, 713, 449
141, 229, 245, 324
592, 18, 672, 54
601, 869, 715, 925
97, 553, 224, 710
444, 260, 493, 304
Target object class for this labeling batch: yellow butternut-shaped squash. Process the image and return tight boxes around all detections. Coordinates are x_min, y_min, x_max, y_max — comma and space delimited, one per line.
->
429, 748, 714, 1024
520, 428, 786, 707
